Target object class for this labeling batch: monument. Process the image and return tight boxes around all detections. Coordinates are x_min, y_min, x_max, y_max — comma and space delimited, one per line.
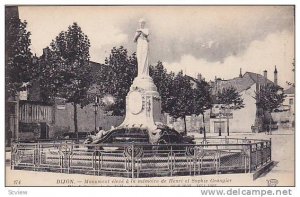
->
86, 19, 194, 145
120, 18, 162, 133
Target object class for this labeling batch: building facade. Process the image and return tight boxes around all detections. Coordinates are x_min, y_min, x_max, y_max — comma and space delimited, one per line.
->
272, 86, 295, 129
210, 67, 283, 133
18, 100, 54, 140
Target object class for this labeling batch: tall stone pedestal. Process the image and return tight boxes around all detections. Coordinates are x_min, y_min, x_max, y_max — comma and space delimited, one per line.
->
86, 76, 194, 145
120, 76, 162, 131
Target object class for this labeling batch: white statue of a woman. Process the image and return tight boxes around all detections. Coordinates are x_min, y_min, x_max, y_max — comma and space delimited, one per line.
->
134, 18, 149, 77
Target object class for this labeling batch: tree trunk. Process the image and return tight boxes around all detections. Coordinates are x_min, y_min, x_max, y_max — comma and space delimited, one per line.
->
183, 116, 187, 136
254, 106, 264, 132
202, 112, 206, 140
73, 103, 78, 141
227, 115, 230, 136
15, 92, 20, 142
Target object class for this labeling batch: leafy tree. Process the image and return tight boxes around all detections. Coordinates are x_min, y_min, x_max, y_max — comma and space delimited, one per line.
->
6, 16, 33, 97
49, 22, 92, 139
216, 86, 244, 109
149, 61, 175, 113
167, 71, 194, 135
5, 15, 35, 144
191, 78, 213, 138
216, 86, 244, 136
96, 46, 137, 116
255, 84, 285, 112
255, 83, 285, 132
150, 65, 213, 136
35, 47, 63, 103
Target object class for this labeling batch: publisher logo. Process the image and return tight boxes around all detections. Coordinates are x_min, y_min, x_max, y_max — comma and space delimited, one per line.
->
267, 179, 279, 186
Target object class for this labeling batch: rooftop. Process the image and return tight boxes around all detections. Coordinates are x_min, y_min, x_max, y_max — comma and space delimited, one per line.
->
211, 71, 276, 95
284, 86, 295, 94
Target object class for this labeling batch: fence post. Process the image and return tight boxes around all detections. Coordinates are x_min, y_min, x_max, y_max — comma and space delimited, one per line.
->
261, 142, 264, 165
34, 143, 37, 171
98, 149, 101, 176
60, 142, 63, 173
269, 138, 272, 162
10, 143, 14, 170
32, 143, 36, 171
37, 142, 40, 169
255, 144, 259, 169
193, 146, 196, 176
68, 141, 72, 174
170, 145, 173, 176
216, 146, 219, 174
131, 144, 134, 178
248, 144, 252, 173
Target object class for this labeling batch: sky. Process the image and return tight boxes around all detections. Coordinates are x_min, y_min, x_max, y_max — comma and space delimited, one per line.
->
18, 6, 294, 88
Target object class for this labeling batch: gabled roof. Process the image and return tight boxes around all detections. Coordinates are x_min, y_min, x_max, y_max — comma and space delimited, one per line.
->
211, 71, 277, 94
284, 86, 295, 94
245, 72, 273, 86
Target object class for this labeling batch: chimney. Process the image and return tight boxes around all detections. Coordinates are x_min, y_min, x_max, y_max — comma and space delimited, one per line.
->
43, 48, 49, 58
239, 68, 242, 78
256, 74, 260, 101
197, 73, 202, 81
32, 54, 38, 64
274, 65, 278, 86
263, 70, 267, 79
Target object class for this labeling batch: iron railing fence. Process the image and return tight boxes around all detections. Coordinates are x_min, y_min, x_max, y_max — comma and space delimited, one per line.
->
11, 138, 271, 178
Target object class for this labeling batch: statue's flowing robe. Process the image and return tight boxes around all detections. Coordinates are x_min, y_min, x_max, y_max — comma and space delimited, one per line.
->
136, 28, 149, 77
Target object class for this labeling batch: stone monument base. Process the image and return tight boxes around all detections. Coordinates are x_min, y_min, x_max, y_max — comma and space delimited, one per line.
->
118, 76, 163, 142
86, 76, 194, 145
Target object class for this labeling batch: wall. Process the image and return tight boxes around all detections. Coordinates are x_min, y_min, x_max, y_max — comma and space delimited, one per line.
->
54, 102, 124, 132
209, 84, 257, 133
229, 84, 257, 133
209, 117, 228, 134
283, 94, 295, 110
18, 102, 55, 140
166, 111, 210, 133
19, 102, 53, 124
271, 110, 291, 128
272, 93, 295, 129
283, 93, 295, 115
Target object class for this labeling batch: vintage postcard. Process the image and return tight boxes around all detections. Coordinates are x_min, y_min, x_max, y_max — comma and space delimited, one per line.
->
5, 5, 295, 187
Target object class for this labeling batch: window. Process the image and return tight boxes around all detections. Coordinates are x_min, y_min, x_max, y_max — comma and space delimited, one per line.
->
289, 98, 294, 105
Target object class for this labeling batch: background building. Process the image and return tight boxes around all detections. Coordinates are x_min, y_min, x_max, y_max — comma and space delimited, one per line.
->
272, 86, 295, 129
6, 60, 125, 142
210, 68, 281, 133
